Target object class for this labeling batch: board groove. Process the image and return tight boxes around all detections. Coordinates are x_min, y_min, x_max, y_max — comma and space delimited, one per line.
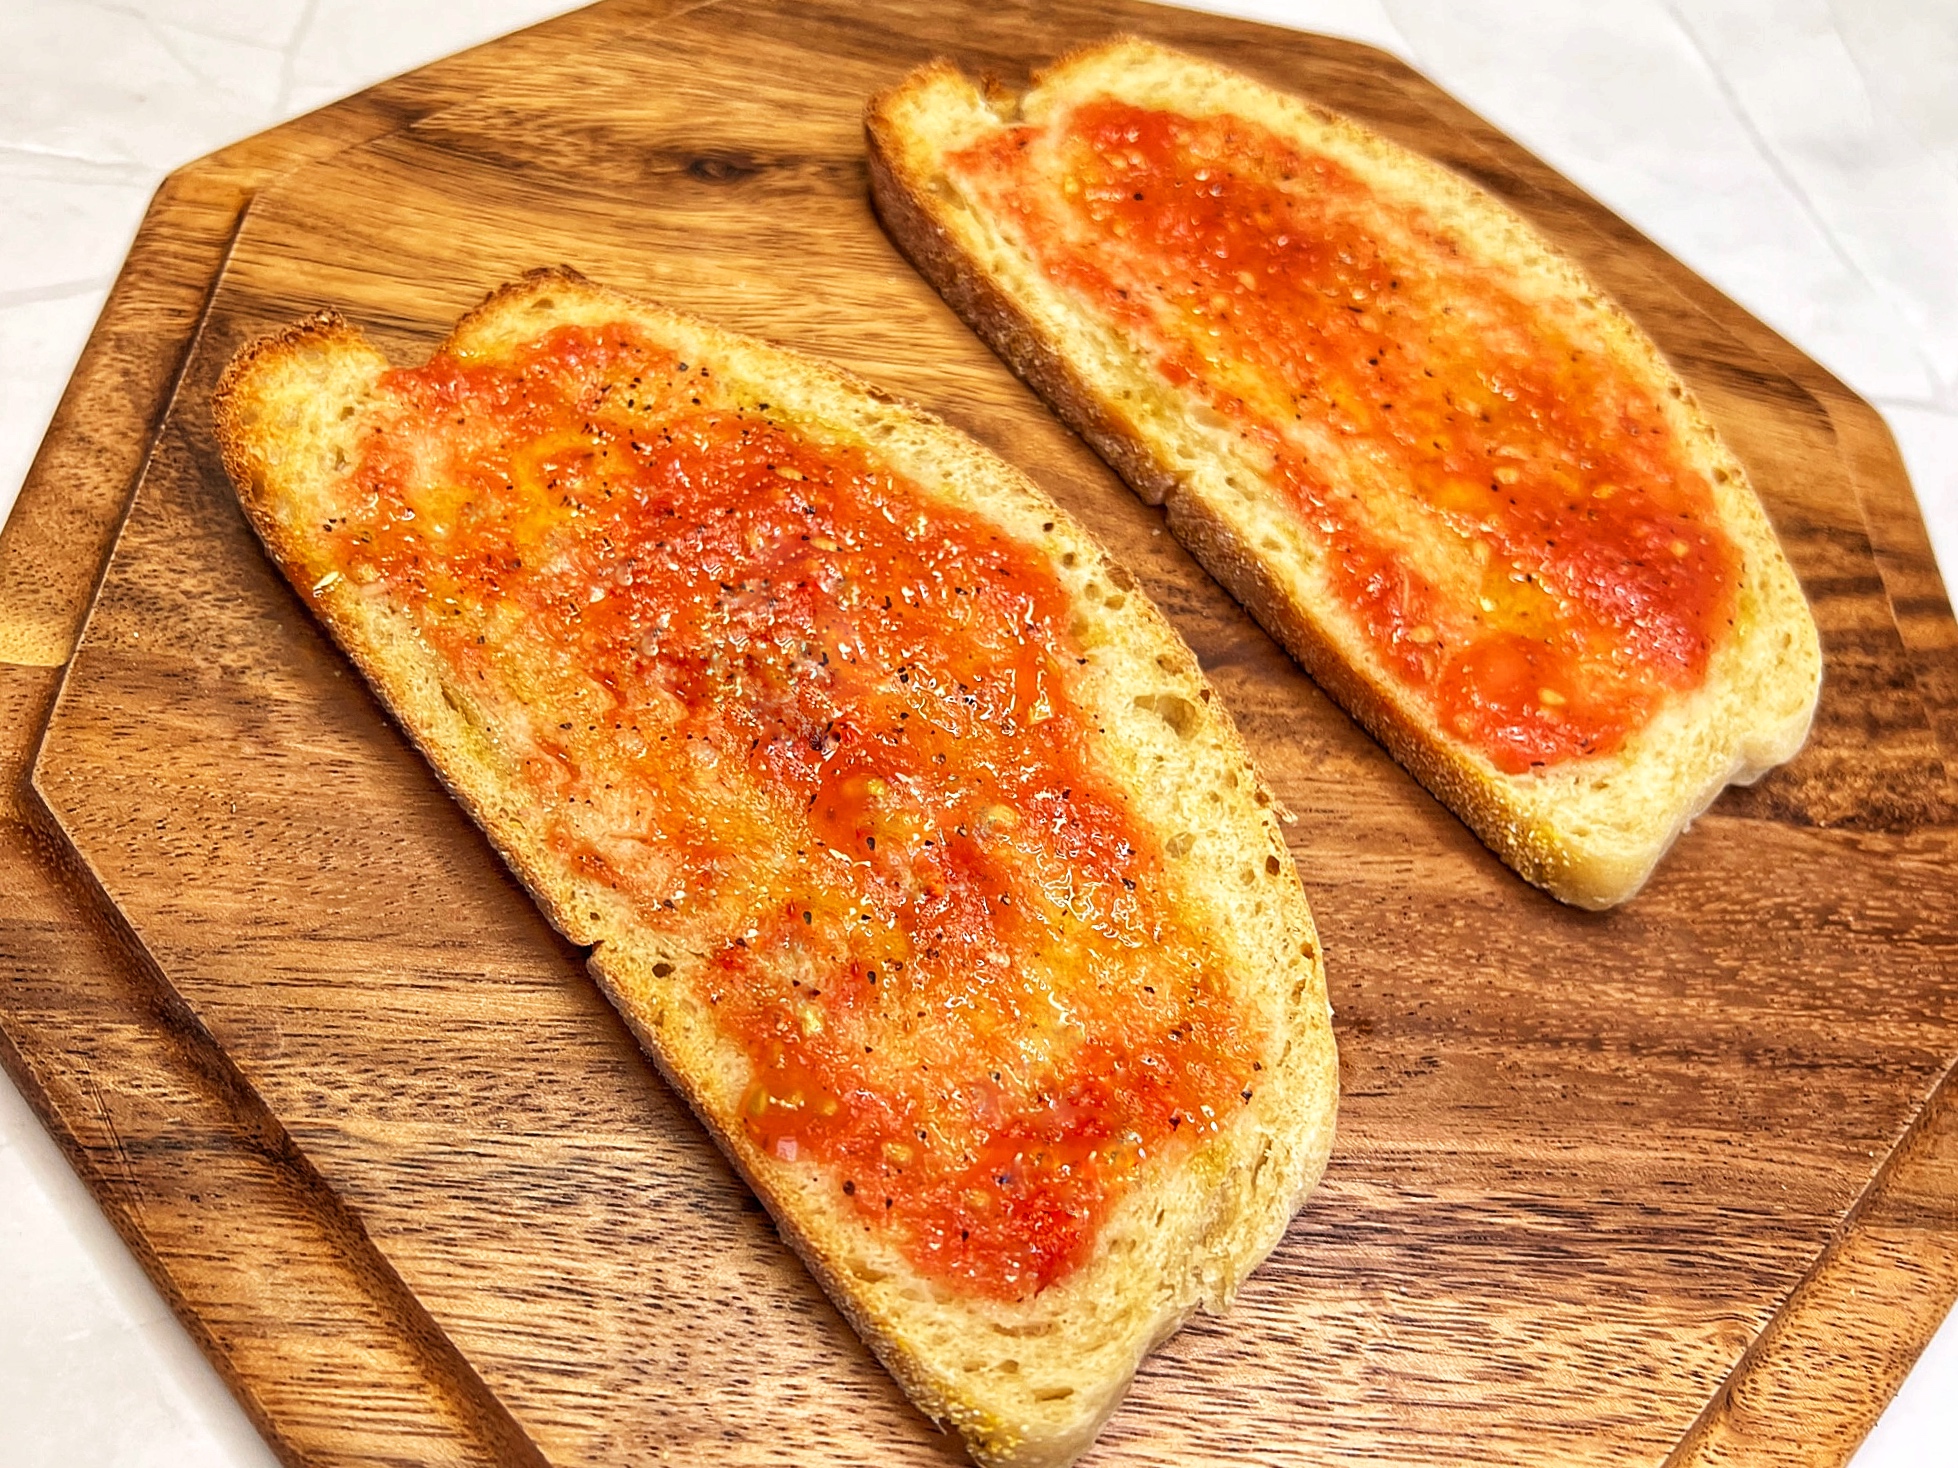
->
3, 2, 1956, 1465
2, 665, 552, 1468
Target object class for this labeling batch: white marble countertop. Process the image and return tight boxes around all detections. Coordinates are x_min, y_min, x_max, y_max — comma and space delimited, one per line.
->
2, 1, 1953, 1463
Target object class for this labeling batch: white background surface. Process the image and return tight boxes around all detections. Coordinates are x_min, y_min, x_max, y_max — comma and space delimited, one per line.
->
2, 0, 1954, 1463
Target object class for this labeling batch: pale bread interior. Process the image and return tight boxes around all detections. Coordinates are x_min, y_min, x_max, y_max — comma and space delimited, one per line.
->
867, 38, 1823, 908
212, 268, 1338, 1468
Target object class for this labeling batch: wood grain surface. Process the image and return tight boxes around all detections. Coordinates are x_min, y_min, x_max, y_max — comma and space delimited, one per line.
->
3, 1, 1956, 1465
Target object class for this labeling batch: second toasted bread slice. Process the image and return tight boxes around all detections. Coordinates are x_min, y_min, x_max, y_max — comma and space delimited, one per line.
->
868, 38, 1821, 908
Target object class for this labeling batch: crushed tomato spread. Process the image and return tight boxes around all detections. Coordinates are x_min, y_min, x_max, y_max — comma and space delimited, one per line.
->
948, 98, 1739, 773
326, 322, 1258, 1299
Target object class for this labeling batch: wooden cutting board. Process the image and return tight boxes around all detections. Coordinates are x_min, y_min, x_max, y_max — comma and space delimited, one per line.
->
4, 1, 1957, 1464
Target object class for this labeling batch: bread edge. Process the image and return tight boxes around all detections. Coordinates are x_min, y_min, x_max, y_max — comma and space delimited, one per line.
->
864, 39, 1824, 910
211, 266, 1339, 1468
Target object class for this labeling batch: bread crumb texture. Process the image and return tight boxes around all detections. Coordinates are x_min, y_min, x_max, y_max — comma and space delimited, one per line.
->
211, 267, 1337, 1467
867, 37, 1822, 908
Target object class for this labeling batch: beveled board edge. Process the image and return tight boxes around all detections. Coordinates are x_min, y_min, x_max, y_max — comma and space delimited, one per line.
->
1, 664, 550, 1468
1668, 1055, 1958, 1468
0, 5, 710, 1465
1367, 68, 1958, 1462
1339, 37, 1958, 797
0, 0, 707, 669
0, 94, 513, 1468
0, 3, 1952, 1466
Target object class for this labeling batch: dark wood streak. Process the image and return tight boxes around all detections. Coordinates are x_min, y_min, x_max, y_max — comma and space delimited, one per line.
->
1, 661, 552, 1468
1, 1, 1955, 1465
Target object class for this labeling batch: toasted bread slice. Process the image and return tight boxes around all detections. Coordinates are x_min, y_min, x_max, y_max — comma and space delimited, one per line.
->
212, 268, 1336, 1468
867, 38, 1822, 908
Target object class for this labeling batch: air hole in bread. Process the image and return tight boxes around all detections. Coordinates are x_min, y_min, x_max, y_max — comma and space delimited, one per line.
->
652, 961, 674, 978
530, 297, 556, 311
1266, 854, 1283, 876
1260, 535, 1283, 551
1166, 831, 1195, 858
851, 1262, 890, 1283
1106, 563, 1136, 592
332, 447, 347, 470
1250, 1137, 1273, 1189
1060, 551, 1078, 569
1134, 692, 1198, 738
338, 404, 356, 420
1103, 591, 1126, 610
1240, 866, 1257, 886
988, 1319, 1054, 1338
1034, 1386, 1075, 1402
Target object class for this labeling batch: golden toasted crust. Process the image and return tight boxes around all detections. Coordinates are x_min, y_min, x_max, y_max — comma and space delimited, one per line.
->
212, 267, 1337, 1468
866, 37, 1823, 909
